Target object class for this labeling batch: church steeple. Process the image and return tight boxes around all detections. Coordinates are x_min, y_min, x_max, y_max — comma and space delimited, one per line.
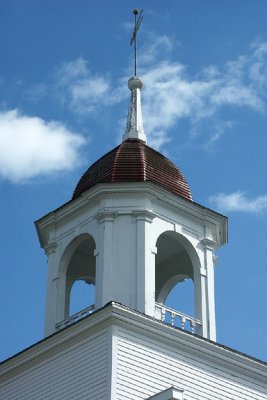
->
122, 9, 147, 143
35, 10, 227, 340
122, 76, 147, 143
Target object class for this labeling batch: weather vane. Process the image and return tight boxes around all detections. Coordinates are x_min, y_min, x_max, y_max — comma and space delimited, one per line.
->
130, 9, 143, 77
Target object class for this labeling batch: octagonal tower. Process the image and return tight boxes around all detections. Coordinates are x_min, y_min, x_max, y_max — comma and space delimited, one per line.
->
35, 76, 227, 340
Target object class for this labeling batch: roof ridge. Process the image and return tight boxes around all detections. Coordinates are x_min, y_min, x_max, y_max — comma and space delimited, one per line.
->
138, 140, 146, 181
72, 140, 192, 201
111, 142, 122, 182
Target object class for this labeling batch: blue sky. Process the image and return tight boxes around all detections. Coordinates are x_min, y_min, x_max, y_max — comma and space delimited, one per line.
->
1, 0, 267, 362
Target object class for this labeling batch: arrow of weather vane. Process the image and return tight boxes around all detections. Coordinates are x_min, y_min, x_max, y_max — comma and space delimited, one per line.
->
130, 9, 143, 76
130, 9, 143, 46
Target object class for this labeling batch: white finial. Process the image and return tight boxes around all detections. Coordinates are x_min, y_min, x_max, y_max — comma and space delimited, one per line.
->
122, 76, 147, 143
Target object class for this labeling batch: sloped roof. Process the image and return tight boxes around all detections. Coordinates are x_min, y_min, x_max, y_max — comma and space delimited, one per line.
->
73, 139, 192, 201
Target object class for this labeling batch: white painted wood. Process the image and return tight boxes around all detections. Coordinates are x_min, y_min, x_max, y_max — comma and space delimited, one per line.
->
115, 325, 267, 400
0, 329, 109, 400
147, 387, 184, 400
0, 303, 266, 400
36, 182, 227, 339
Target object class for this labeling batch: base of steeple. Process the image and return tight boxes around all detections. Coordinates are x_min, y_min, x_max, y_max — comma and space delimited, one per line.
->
1, 302, 265, 400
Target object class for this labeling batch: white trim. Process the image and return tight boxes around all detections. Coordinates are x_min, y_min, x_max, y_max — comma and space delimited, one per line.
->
147, 386, 184, 400
35, 182, 227, 249
1, 303, 266, 383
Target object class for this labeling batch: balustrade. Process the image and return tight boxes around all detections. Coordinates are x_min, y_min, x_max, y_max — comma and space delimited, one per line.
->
55, 304, 95, 330
155, 302, 201, 334
55, 302, 201, 334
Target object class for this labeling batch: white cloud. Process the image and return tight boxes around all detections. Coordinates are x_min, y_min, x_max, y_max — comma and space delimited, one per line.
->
55, 58, 126, 115
209, 191, 267, 213
141, 34, 174, 65
27, 37, 267, 150
202, 120, 233, 150
25, 83, 48, 102
0, 109, 85, 183
210, 84, 263, 109
132, 36, 267, 148
144, 38, 267, 147
140, 61, 217, 147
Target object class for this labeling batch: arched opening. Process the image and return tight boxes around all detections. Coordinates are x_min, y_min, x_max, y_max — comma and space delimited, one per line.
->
164, 278, 194, 316
155, 231, 197, 331
65, 234, 96, 318
69, 280, 96, 316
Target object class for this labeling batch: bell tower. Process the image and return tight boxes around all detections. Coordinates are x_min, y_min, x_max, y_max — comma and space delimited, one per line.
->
35, 72, 227, 340
3, 12, 267, 400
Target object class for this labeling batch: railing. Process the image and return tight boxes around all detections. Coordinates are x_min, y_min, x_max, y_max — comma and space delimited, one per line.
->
55, 304, 95, 330
155, 302, 202, 334
55, 302, 201, 334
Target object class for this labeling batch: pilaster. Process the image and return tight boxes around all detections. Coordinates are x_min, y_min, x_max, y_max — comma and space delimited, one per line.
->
95, 211, 117, 308
200, 237, 217, 341
43, 242, 59, 336
134, 210, 156, 316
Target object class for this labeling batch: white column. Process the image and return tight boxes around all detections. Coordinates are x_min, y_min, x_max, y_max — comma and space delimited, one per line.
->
194, 264, 208, 337
135, 211, 156, 316
95, 211, 116, 309
201, 238, 217, 341
43, 242, 58, 336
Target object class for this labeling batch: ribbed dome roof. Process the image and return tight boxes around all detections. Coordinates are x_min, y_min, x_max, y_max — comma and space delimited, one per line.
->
72, 139, 192, 201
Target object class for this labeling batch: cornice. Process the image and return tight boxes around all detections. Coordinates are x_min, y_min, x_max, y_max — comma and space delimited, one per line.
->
109, 303, 267, 382
35, 182, 228, 247
1, 302, 266, 383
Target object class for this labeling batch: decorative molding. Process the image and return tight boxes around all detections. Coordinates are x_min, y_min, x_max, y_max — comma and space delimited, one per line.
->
44, 242, 58, 256
200, 267, 207, 277
201, 237, 217, 249
181, 225, 202, 239
132, 209, 156, 223
36, 182, 227, 248
95, 210, 117, 223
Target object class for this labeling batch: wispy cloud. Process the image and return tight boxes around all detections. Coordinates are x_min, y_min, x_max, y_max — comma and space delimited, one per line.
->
209, 191, 267, 213
137, 35, 267, 148
24, 83, 48, 102
55, 58, 126, 115
140, 33, 174, 65
12, 36, 267, 152
0, 109, 85, 183
4, 33, 267, 185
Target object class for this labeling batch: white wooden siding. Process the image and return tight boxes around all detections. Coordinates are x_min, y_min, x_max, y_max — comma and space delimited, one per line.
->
0, 330, 109, 400
115, 328, 267, 400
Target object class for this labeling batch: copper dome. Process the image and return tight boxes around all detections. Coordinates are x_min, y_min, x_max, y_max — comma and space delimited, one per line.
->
72, 139, 192, 201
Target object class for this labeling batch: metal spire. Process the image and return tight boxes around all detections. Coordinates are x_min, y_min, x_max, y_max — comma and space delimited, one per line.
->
130, 9, 143, 77
122, 76, 147, 143
122, 10, 147, 144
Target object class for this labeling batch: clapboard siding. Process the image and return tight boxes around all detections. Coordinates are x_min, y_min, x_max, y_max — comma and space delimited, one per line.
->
115, 328, 267, 400
117, 346, 263, 399
0, 330, 109, 400
1, 304, 266, 400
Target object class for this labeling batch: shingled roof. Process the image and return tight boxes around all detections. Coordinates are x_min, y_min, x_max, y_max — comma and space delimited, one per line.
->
72, 139, 192, 201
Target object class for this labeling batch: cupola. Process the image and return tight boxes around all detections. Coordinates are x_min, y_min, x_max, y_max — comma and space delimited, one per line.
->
35, 71, 227, 340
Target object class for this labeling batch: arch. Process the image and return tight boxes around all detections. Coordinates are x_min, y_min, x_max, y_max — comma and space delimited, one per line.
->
164, 277, 195, 317
58, 233, 96, 319
59, 233, 95, 276
69, 280, 96, 316
155, 230, 201, 319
